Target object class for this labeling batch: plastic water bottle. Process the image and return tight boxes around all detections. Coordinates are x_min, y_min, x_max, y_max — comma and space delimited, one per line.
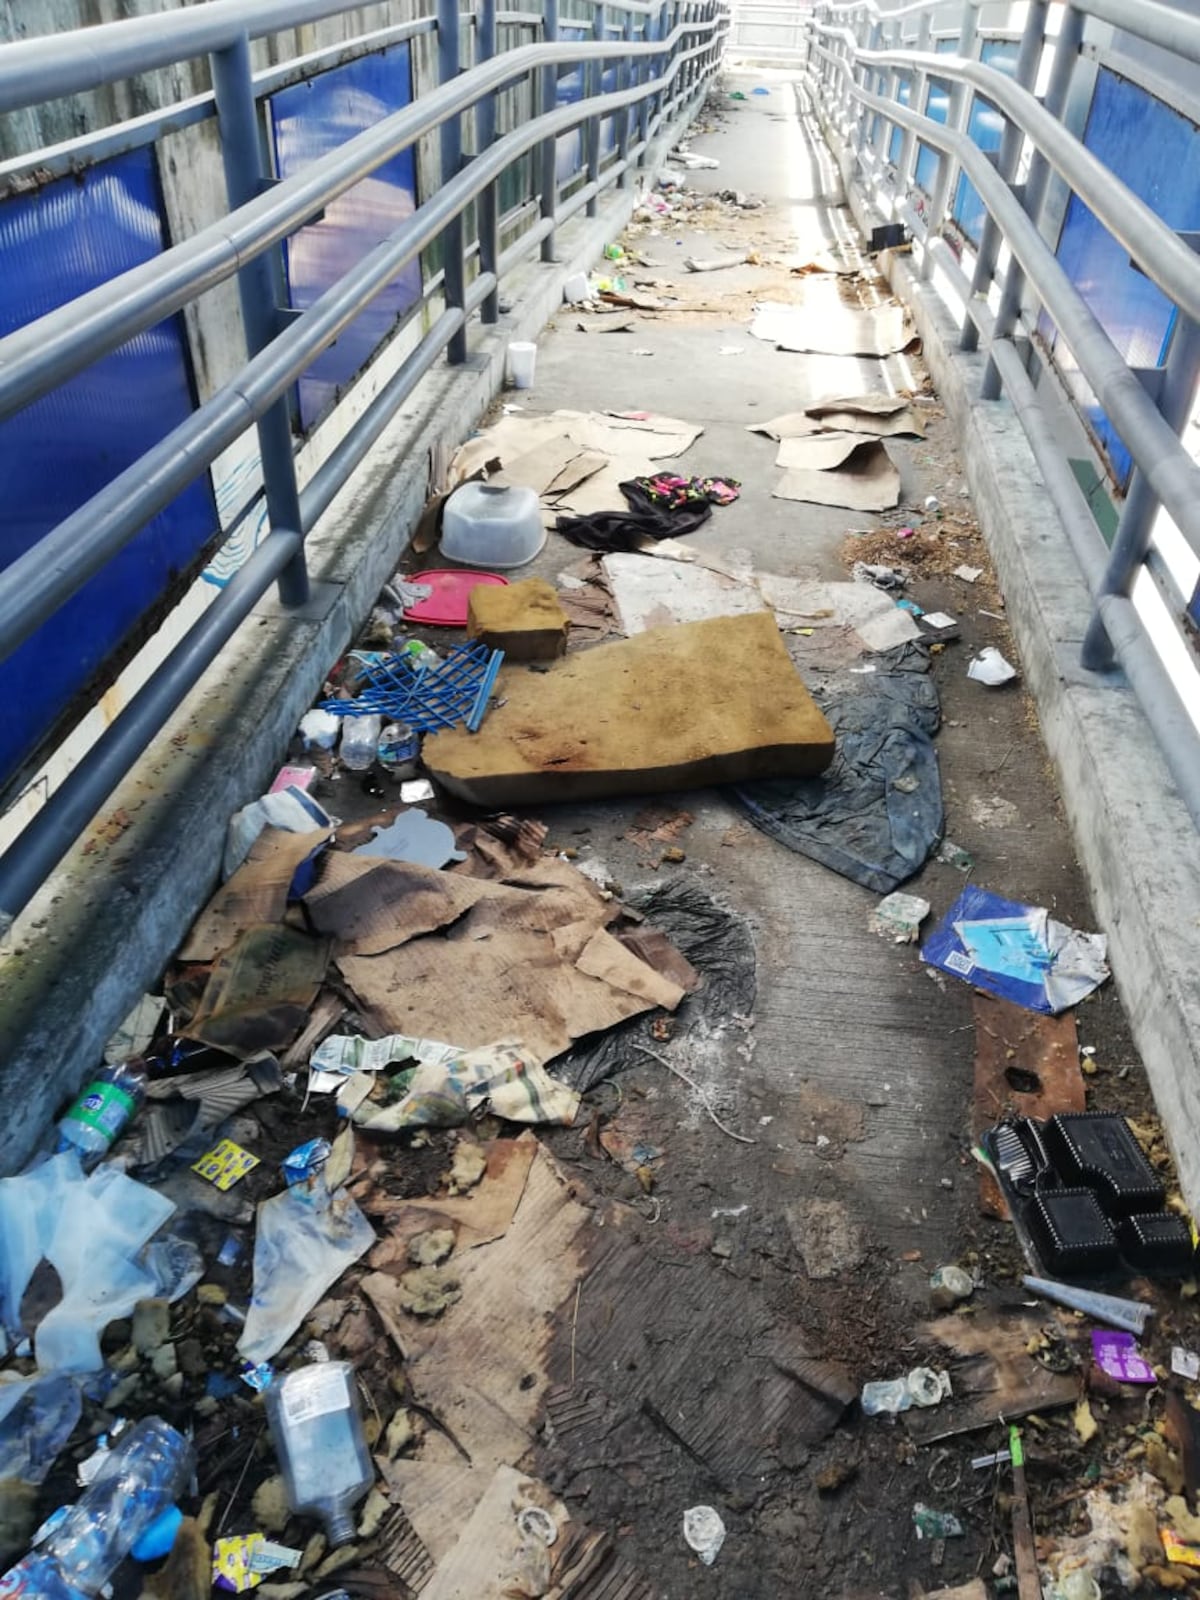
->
55, 1061, 147, 1171
41, 1418, 191, 1594
339, 715, 382, 772
265, 1362, 373, 1544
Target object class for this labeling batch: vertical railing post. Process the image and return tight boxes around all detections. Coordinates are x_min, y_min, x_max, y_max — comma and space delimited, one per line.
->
981, 4, 1083, 397
477, 0, 500, 322
853, 16, 880, 159
209, 33, 309, 607
617, 10, 634, 187
437, 0, 468, 361
896, 12, 932, 198
539, 0, 559, 261
1081, 312, 1200, 671
586, 1, 605, 217
960, 0, 1047, 353
637, 8, 653, 158
920, 0, 979, 282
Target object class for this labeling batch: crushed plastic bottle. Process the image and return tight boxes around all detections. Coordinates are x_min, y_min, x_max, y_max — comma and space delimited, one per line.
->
56, 1062, 147, 1170
339, 715, 382, 772
35, 1418, 191, 1595
265, 1362, 373, 1545
0, 1375, 81, 1485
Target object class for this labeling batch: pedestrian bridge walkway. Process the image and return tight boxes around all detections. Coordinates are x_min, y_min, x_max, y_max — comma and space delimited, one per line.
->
1, 2, 1200, 1592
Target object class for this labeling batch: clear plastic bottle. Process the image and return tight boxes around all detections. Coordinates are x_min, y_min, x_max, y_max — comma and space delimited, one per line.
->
55, 1062, 147, 1171
41, 1417, 191, 1594
0, 1551, 85, 1600
339, 715, 383, 772
378, 721, 419, 777
265, 1362, 373, 1545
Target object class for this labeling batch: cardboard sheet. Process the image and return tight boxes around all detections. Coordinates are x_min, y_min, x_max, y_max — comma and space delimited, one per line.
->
366, 1146, 592, 1560
360, 1132, 539, 1252
180, 826, 332, 962
773, 435, 902, 511
339, 920, 684, 1066
750, 296, 913, 357
750, 396, 923, 440
601, 550, 768, 633
189, 924, 330, 1055
448, 409, 705, 521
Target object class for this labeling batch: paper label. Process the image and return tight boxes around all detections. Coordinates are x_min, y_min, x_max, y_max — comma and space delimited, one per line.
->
1092, 1330, 1156, 1385
1173, 1347, 1200, 1380
65, 1080, 136, 1139
193, 1139, 259, 1190
944, 950, 974, 977
280, 1363, 349, 1425
1162, 1529, 1200, 1568
213, 1535, 264, 1591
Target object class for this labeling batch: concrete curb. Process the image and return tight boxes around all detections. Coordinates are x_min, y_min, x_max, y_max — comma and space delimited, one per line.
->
0, 97, 707, 1175
813, 95, 1200, 1214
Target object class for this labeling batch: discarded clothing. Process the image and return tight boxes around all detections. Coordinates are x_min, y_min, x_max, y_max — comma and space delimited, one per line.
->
922, 886, 1109, 1014
556, 477, 730, 552
733, 646, 943, 893
634, 472, 740, 508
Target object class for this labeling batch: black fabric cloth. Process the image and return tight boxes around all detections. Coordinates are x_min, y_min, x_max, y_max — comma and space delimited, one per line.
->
555, 479, 714, 552
733, 644, 943, 894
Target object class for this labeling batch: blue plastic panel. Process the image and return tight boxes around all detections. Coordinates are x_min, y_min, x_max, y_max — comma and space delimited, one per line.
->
270, 45, 421, 433
887, 75, 910, 164
915, 78, 950, 191
0, 148, 218, 795
952, 39, 1020, 243
555, 24, 618, 183
1042, 67, 1200, 485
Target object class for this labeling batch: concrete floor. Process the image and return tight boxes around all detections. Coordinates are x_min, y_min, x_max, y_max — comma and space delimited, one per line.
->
420, 76, 1146, 1589
479, 71, 1126, 1262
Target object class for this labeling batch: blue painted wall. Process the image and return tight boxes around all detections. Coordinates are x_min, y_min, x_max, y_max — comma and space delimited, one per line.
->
0, 148, 218, 797
1043, 67, 1200, 485
270, 44, 422, 433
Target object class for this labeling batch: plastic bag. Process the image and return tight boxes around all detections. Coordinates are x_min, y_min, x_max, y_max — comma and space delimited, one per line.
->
0, 1374, 82, 1484
239, 1182, 375, 1365
36, 1165, 176, 1373
0, 1152, 83, 1349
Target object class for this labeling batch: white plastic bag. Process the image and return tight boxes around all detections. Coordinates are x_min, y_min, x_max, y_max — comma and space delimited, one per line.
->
239, 1182, 375, 1365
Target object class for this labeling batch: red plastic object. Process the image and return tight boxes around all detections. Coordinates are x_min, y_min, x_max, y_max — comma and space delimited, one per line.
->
402, 569, 508, 627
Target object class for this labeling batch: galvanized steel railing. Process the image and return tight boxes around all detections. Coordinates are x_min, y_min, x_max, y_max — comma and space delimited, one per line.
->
0, 0, 726, 928
801, 0, 1200, 829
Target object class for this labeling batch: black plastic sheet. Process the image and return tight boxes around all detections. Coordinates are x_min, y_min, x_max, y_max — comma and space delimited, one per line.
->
733, 644, 943, 893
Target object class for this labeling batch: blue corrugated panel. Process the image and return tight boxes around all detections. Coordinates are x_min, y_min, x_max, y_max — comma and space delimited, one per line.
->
0, 148, 217, 798
1042, 67, 1200, 486
952, 39, 1019, 243
270, 44, 421, 433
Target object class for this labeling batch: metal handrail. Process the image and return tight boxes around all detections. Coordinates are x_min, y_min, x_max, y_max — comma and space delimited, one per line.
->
816, 0, 1200, 66
0, 0, 677, 114
801, 5, 1200, 830
0, 0, 726, 923
812, 27, 1200, 328
0, 25, 711, 426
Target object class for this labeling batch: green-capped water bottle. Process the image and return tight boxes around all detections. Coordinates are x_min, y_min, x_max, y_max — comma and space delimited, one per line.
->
56, 1061, 147, 1171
